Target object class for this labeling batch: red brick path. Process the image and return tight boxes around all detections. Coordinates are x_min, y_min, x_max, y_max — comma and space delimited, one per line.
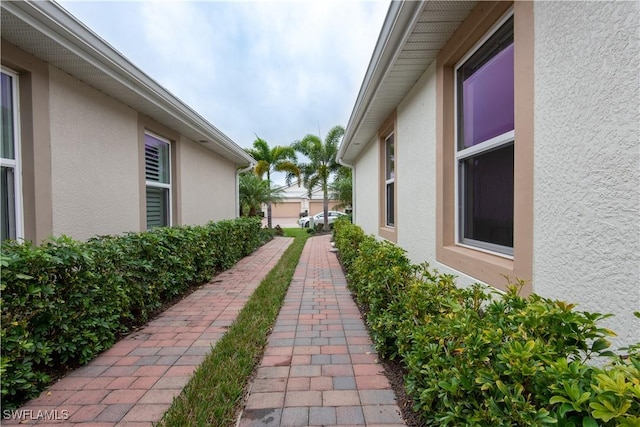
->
4, 237, 293, 426
237, 235, 406, 426
5, 235, 406, 426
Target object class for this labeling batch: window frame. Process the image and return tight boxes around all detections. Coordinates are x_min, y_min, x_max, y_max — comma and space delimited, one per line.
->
435, 1, 534, 294
1, 67, 24, 241
453, 11, 515, 258
384, 132, 395, 228
144, 131, 172, 229
378, 112, 397, 242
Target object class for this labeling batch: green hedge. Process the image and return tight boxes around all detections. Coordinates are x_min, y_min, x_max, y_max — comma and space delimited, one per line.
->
0, 217, 266, 409
333, 221, 640, 426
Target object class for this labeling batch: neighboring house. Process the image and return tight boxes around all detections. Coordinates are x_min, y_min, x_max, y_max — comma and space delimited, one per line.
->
1, 1, 253, 243
268, 182, 341, 218
338, 1, 639, 349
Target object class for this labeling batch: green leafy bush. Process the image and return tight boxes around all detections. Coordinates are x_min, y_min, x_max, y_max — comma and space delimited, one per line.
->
1, 217, 263, 409
333, 222, 640, 426
346, 235, 414, 358
332, 218, 365, 270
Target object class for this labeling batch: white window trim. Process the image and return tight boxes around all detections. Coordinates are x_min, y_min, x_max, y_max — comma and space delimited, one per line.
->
457, 130, 514, 161
384, 132, 395, 228
1, 67, 24, 240
453, 10, 515, 259
144, 131, 172, 227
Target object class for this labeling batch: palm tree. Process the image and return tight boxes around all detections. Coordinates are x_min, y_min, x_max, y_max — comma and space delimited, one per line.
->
292, 125, 345, 231
245, 137, 299, 228
330, 166, 352, 211
238, 173, 284, 217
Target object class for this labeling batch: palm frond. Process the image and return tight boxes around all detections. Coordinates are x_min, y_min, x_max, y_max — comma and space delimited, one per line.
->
304, 175, 321, 198
272, 145, 297, 163
254, 160, 270, 179
274, 161, 301, 186
291, 124, 345, 230
250, 137, 271, 161
330, 166, 352, 209
325, 125, 345, 147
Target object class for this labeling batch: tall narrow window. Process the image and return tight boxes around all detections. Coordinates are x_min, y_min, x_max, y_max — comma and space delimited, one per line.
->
1, 68, 22, 241
456, 15, 514, 255
385, 133, 395, 227
145, 132, 171, 229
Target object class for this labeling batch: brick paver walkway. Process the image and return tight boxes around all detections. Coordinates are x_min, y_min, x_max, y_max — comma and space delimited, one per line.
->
238, 235, 406, 426
4, 237, 293, 426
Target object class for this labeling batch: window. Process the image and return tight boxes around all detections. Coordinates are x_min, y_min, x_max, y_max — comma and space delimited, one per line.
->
145, 132, 171, 229
385, 133, 395, 227
436, 1, 533, 292
456, 15, 514, 256
1, 68, 22, 241
378, 113, 397, 242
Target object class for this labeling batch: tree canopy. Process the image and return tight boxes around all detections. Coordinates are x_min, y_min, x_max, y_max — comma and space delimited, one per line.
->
244, 137, 300, 228
238, 172, 284, 217
292, 125, 345, 231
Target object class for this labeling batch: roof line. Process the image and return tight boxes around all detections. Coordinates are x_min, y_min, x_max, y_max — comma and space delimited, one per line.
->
338, 0, 425, 163
3, 0, 253, 165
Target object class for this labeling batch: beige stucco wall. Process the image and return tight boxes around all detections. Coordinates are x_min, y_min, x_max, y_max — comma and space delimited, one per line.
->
396, 62, 437, 266
355, 1, 639, 349
532, 1, 640, 349
352, 136, 379, 237
178, 138, 237, 225
394, 61, 482, 288
48, 66, 140, 240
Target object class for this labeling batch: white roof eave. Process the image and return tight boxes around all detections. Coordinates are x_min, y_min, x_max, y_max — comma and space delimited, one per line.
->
1, 0, 253, 166
338, 0, 477, 165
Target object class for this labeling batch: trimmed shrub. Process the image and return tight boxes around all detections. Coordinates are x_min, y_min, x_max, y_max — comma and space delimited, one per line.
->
332, 218, 365, 270
333, 222, 640, 426
0, 217, 263, 409
347, 236, 414, 358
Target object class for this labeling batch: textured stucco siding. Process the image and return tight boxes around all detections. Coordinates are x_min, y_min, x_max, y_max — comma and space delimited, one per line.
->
353, 135, 379, 237
179, 139, 237, 225
396, 62, 438, 265
532, 1, 640, 348
49, 67, 140, 240
394, 62, 485, 288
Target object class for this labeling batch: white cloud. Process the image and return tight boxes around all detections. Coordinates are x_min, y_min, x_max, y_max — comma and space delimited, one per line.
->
139, 2, 218, 78
58, 0, 389, 155
222, 1, 389, 141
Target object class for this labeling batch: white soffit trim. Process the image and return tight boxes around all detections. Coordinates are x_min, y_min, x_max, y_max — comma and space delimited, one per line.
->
0, 0, 253, 166
338, 0, 477, 164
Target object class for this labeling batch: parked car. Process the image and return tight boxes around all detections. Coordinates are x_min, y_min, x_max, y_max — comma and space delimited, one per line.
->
298, 211, 347, 228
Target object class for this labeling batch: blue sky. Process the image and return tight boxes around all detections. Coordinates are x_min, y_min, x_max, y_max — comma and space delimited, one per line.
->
58, 0, 389, 157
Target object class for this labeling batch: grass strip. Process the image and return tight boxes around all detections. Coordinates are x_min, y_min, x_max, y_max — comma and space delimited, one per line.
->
158, 228, 308, 426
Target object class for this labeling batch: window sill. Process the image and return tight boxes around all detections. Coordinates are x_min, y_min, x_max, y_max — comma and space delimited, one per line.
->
436, 243, 530, 294
378, 226, 397, 243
